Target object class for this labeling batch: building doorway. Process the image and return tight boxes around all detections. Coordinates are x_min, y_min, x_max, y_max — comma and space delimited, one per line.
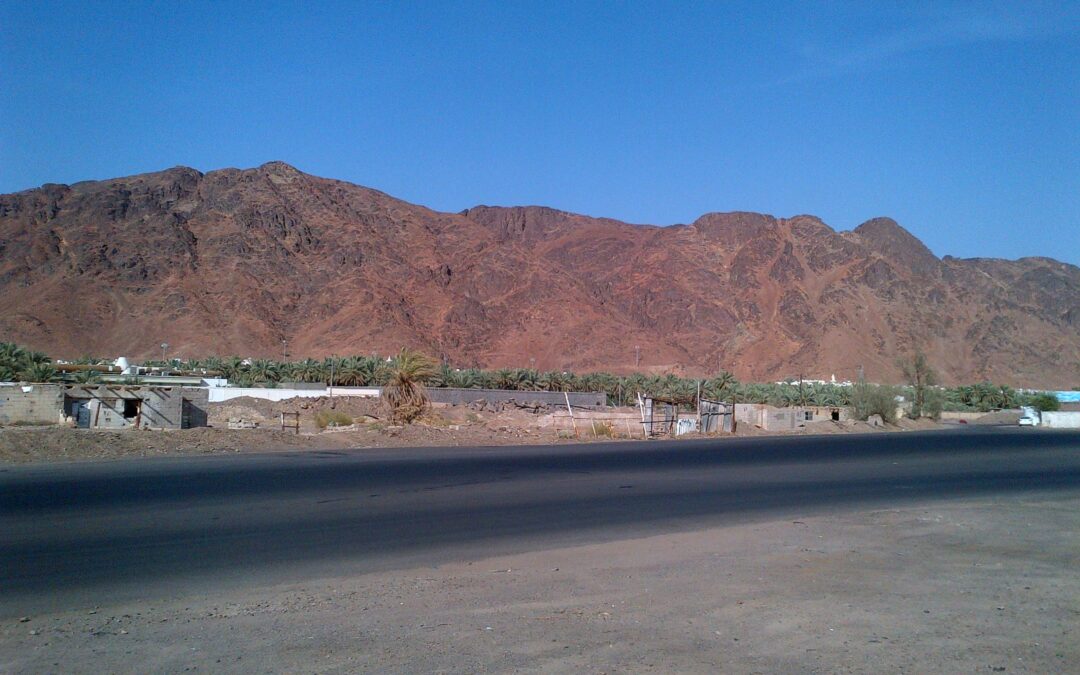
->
123, 398, 141, 424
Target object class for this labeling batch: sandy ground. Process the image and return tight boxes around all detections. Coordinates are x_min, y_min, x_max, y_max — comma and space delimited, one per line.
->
3, 493, 1076, 673
0, 397, 949, 464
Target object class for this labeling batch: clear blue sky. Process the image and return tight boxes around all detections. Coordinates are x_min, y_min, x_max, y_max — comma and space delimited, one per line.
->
2, 1, 1077, 263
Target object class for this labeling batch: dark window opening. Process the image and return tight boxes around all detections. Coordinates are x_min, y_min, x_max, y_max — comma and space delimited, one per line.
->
831, 409, 840, 421
123, 399, 140, 418
804, 411, 813, 421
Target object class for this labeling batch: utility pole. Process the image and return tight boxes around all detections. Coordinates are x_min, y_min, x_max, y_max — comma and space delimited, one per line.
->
160, 343, 168, 366
635, 345, 641, 369
282, 338, 287, 363
329, 355, 336, 404
798, 373, 805, 406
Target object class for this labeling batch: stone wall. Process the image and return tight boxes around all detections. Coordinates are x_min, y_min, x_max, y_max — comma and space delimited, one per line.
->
0, 383, 64, 425
426, 388, 606, 408
182, 388, 209, 428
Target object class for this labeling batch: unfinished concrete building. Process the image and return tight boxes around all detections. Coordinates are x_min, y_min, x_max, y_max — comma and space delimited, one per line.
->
735, 403, 849, 431
0, 383, 208, 429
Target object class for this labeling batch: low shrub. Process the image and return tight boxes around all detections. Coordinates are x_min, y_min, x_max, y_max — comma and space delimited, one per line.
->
1030, 393, 1060, 412
591, 421, 614, 438
315, 410, 353, 429
852, 383, 899, 424
422, 413, 451, 427
921, 388, 944, 420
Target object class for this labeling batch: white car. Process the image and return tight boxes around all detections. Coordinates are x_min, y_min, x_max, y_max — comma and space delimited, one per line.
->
1018, 406, 1040, 426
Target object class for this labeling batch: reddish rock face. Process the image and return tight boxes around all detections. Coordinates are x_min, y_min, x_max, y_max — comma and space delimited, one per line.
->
1, 162, 1078, 387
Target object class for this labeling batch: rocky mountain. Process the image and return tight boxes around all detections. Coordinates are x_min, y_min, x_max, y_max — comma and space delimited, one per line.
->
1, 162, 1077, 387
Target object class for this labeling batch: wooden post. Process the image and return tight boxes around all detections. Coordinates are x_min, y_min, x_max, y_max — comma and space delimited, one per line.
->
564, 392, 577, 437
637, 392, 649, 438
280, 411, 299, 434
696, 380, 702, 430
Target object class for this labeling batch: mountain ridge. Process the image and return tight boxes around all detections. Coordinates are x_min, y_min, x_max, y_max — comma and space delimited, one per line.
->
1, 162, 1077, 387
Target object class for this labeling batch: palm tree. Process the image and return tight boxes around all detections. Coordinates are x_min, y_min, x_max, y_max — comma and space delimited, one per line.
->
490, 368, 515, 390
588, 372, 617, 401
738, 383, 771, 404
0, 342, 26, 366
248, 359, 280, 384
972, 382, 997, 411
425, 362, 452, 388
457, 368, 485, 389
704, 371, 738, 400
382, 348, 437, 423
560, 371, 580, 393
516, 368, 542, 391
991, 385, 1016, 409
23, 350, 50, 366
200, 356, 224, 375
959, 385, 976, 408
621, 373, 649, 404
20, 362, 58, 383
335, 356, 375, 386
72, 370, 102, 384
538, 371, 564, 392
291, 358, 324, 383
219, 356, 247, 381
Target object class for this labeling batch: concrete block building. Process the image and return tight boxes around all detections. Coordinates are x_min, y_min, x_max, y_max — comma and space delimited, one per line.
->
0, 383, 65, 425
0, 383, 208, 429
735, 403, 849, 431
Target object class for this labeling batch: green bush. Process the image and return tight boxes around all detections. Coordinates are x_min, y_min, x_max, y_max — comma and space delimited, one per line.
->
315, 410, 353, 429
1030, 393, 1060, 412
922, 388, 944, 420
852, 383, 899, 424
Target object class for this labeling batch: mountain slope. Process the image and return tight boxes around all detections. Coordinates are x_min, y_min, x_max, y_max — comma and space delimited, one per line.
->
1, 163, 1077, 387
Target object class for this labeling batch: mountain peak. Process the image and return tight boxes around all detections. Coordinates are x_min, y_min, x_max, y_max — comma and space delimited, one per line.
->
256, 160, 304, 176
691, 211, 778, 246
853, 217, 939, 275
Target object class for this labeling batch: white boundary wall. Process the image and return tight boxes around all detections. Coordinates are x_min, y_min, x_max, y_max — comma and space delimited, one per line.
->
1040, 411, 1080, 428
208, 387, 380, 403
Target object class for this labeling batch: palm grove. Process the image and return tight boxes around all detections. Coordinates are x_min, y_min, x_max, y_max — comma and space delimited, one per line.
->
1, 342, 1063, 421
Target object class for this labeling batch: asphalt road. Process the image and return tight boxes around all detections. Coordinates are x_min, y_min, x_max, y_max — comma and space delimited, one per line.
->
2, 428, 1079, 616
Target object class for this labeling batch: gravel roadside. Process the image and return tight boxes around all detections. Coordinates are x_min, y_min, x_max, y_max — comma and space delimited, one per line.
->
3, 494, 1076, 673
